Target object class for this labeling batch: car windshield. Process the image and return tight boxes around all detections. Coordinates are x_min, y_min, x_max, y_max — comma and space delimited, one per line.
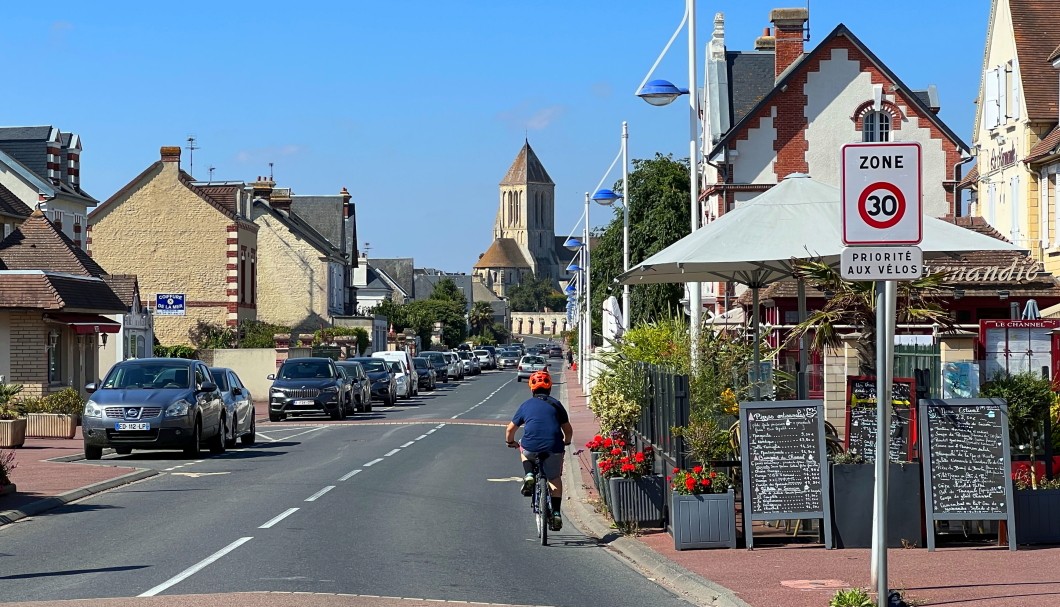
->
474, 350, 487, 356
278, 360, 333, 379
209, 369, 230, 391
521, 356, 545, 365
336, 363, 360, 376
358, 359, 387, 373
413, 359, 428, 369
389, 362, 402, 373
102, 361, 192, 389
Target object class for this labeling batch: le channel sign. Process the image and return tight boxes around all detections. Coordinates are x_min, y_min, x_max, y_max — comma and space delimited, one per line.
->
841, 142, 922, 245
841, 246, 924, 281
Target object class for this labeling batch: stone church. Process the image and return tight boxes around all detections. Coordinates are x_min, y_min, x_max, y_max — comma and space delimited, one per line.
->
474, 141, 574, 297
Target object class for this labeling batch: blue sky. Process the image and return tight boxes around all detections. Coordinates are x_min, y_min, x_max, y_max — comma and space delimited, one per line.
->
2, 1, 990, 272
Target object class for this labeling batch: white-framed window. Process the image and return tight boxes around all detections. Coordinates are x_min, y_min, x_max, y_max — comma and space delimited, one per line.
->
1008, 60, 1020, 121
862, 111, 891, 142
984, 67, 1000, 128
1040, 169, 1049, 248
987, 181, 997, 226
999, 65, 1009, 124
1010, 174, 1021, 244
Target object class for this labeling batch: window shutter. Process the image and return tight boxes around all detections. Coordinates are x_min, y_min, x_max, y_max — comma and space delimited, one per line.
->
1010, 61, 1020, 120
1054, 175, 1060, 247
984, 67, 999, 128
998, 67, 1008, 124
987, 181, 997, 225
1010, 175, 1020, 243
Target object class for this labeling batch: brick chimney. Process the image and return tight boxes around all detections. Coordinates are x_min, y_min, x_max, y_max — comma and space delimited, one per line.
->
160, 146, 181, 165
340, 187, 352, 218
270, 186, 292, 212
770, 8, 809, 79
754, 27, 775, 52
251, 176, 275, 204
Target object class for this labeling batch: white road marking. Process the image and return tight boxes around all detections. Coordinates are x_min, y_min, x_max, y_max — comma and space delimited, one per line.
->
364, 458, 384, 467
415, 434, 428, 440
452, 379, 513, 419
258, 507, 299, 529
171, 472, 230, 478
384, 449, 400, 457
305, 486, 335, 502
400, 441, 414, 448
255, 432, 277, 442
138, 536, 253, 597
273, 426, 328, 441
338, 469, 361, 481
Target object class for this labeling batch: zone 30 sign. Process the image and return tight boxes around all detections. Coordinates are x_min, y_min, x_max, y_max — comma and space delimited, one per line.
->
841, 142, 922, 245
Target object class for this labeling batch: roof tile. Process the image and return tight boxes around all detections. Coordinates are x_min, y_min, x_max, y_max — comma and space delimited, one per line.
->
1011, 1, 1060, 120
474, 238, 530, 269
500, 141, 554, 185
0, 209, 109, 276
0, 182, 32, 219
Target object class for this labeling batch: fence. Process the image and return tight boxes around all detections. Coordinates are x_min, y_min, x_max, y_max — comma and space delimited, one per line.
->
894, 341, 941, 398
632, 362, 691, 472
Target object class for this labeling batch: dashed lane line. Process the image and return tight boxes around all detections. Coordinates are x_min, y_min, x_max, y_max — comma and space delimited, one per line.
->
338, 469, 361, 481
364, 457, 384, 467
451, 379, 513, 419
305, 486, 335, 502
383, 449, 401, 457
400, 441, 415, 448
138, 536, 253, 597
258, 507, 299, 529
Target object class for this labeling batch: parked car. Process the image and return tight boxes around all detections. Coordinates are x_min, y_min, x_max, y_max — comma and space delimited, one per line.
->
473, 349, 493, 371
372, 351, 419, 396
388, 361, 412, 399
548, 345, 563, 359
443, 352, 464, 380
421, 351, 449, 382
516, 355, 550, 382
267, 357, 349, 422
497, 348, 521, 369
352, 357, 396, 406
336, 360, 373, 412
458, 350, 480, 375
506, 343, 525, 355
209, 366, 256, 448
82, 358, 226, 459
481, 345, 499, 368
413, 357, 437, 390
335, 366, 357, 415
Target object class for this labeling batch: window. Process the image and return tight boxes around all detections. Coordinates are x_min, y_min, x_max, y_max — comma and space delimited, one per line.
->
47, 330, 61, 383
240, 246, 247, 303
862, 111, 890, 142
1010, 174, 1021, 244
250, 249, 257, 304
1008, 60, 1020, 121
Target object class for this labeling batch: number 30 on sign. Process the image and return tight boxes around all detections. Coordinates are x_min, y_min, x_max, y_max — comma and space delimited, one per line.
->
841, 142, 922, 246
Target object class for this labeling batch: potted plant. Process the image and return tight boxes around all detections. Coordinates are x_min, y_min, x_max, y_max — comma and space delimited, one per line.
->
0, 406, 26, 449
0, 449, 16, 496
1012, 461, 1060, 544
599, 444, 665, 527
21, 388, 83, 439
829, 452, 923, 549
669, 464, 736, 549
583, 433, 610, 490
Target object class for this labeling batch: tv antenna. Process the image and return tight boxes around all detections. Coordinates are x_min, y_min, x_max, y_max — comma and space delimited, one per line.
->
207, 166, 216, 182
186, 136, 199, 177
363, 241, 372, 256
268, 162, 274, 181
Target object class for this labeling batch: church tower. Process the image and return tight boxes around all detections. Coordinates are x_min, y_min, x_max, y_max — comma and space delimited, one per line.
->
494, 140, 558, 279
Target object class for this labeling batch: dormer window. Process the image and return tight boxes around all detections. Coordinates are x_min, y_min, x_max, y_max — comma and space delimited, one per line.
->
862, 111, 891, 142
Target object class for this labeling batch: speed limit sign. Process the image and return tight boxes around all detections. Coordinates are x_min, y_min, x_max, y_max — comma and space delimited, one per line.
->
842, 142, 922, 245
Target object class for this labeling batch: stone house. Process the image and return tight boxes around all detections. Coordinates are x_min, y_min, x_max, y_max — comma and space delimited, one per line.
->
0, 126, 96, 248
0, 209, 126, 397
88, 147, 259, 345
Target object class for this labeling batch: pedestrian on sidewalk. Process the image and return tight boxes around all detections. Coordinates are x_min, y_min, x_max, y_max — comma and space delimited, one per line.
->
566, 348, 574, 369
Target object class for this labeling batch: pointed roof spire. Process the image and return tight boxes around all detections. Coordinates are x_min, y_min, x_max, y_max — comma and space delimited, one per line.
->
0, 210, 108, 277
500, 140, 554, 186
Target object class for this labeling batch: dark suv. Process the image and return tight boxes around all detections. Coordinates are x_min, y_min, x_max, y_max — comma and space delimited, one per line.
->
267, 357, 348, 422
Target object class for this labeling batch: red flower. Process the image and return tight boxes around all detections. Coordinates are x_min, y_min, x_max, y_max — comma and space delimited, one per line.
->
692, 465, 703, 474
643, 445, 653, 452
634, 452, 645, 463
618, 440, 626, 447
666, 476, 672, 481
611, 448, 622, 455
673, 467, 680, 474
620, 456, 630, 464
603, 438, 613, 448
621, 463, 636, 473
700, 478, 711, 486
685, 477, 695, 490
710, 471, 717, 478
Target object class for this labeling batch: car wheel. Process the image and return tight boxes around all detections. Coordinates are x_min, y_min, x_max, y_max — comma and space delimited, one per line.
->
330, 401, 344, 420
269, 412, 283, 422
241, 417, 256, 446
85, 445, 103, 460
114, 446, 132, 455
224, 416, 237, 449
355, 395, 363, 413
184, 420, 202, 458
365, 398, 373, 413
208, 418, 226, 455
516, 376, 521, 382
387, 391, 396, 406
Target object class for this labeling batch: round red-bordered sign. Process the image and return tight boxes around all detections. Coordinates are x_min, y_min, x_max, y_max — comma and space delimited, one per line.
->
857, 181, 906, 230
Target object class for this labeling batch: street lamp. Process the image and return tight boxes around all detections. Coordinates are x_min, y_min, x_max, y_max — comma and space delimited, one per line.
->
636, 0, 702, 366
591, 122, 631, 329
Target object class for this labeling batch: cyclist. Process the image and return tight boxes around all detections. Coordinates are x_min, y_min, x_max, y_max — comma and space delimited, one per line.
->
505, 370, 572, 531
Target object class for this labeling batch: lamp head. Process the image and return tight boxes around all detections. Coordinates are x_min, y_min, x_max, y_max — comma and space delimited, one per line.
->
636, 79, 688, 106
566, 263, 582, 273
592, 188, 622, 206
563, 237, 583, 251
564, 284, 577, 295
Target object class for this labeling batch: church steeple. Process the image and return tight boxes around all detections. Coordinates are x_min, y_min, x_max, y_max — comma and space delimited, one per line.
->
499, 140, 554, 186
491, 140, 558, 282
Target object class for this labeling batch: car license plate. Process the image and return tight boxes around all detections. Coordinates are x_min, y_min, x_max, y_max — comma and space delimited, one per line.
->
115, 422, 150, 431
294, 399, 315, 406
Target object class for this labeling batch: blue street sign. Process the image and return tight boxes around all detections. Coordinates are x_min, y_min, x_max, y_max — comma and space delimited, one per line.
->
155, 293, 186, 316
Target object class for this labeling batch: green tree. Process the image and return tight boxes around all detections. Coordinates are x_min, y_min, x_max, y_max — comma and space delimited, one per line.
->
428, 278, 468, 310
588, 154, 690, 343
508, 274, 566, 312
403, 299, 467, 348
468, 301, 494, 336
372, 299, 408, 331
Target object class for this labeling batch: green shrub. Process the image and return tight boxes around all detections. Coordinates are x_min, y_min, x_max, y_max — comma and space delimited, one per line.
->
0, 384, 22, 407
0, 449, 15, 486
980, 371, 1055, 446
239, 320, 291, 349
0, 407, 22, 421
829, 587, 875, 607
154, 344, 198, 359
40, 388, 85, 416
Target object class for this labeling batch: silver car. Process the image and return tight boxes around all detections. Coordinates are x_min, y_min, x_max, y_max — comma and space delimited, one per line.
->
516, 355, 549, 382
209, 366, 256, 448
82, 358, 226, 459
443, 352, 464, 380
497, 349, 521, 370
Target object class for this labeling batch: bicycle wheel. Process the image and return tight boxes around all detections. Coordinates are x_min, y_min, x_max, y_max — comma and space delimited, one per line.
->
537, 473, 550, 546
532, 476, 543, 539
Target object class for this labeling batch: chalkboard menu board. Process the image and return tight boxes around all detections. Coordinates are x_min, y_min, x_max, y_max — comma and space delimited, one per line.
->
919, 399, 1016, 551
844, 376, 917, 462
740, 400, 833, 549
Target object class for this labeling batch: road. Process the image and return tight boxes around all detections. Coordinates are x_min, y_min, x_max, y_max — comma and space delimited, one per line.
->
0, 357, 693, 607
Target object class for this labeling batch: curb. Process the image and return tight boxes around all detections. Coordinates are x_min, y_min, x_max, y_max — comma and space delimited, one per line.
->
0, 468, 159, 527
559, 376, 751, 607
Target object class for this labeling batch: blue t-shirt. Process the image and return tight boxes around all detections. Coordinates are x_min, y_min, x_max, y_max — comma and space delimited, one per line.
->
512, 395, 569, 454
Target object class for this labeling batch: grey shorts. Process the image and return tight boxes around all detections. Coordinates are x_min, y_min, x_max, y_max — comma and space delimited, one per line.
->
521, 448, 564, 481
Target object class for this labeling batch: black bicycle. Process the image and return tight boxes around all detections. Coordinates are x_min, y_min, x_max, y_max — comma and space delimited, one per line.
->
528, 451, 553, 546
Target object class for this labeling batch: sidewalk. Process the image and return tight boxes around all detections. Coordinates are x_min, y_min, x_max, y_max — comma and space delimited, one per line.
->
558, 366, 1060, 607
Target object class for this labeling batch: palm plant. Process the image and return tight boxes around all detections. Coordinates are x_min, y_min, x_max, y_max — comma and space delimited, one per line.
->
468, 301, 495, 336
785, 259, 954, 376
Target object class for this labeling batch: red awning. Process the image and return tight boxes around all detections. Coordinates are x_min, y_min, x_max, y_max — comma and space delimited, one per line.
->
44, 313, 121, 334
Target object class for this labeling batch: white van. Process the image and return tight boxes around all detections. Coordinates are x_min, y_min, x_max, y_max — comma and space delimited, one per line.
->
372, 351, 419, 397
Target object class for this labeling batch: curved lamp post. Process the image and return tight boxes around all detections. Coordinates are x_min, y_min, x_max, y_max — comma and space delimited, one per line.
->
591, 122, 631, 329
636, 0, 701, 367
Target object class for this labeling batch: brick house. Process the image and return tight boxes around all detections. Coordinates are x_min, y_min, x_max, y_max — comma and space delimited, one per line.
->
88, 147, 259, 345
700, 9, 968, 311
0, 183, 31, 239
0, 209, 126, 397
0, 126, 96, 249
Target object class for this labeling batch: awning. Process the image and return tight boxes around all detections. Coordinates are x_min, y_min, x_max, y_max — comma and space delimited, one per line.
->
44, 313, 121, 334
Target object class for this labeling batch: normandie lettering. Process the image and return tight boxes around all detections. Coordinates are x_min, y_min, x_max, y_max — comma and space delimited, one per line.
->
928, 259, 1041, 283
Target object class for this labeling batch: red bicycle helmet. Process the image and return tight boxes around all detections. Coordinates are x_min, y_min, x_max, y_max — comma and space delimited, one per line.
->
528, 370, 553, 393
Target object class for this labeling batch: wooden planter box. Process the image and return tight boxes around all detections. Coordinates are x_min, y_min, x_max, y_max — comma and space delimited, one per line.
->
608, 476, 665, 527
0, 418, 27, 448
1014, 488, 1060, 545
670, 489, 737, 550
831, 462, 923, 548
26, 413, 79, 439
